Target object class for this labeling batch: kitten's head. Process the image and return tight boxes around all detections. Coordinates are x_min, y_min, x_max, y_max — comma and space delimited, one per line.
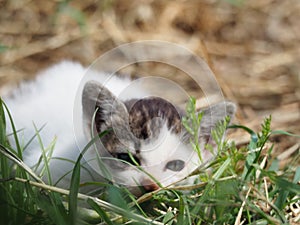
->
82, 81, 236, 195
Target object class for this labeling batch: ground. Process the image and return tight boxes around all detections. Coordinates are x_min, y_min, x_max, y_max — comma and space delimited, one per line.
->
0, 0, 299, 166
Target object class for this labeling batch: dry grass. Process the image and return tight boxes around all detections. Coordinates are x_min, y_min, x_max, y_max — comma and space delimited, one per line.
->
0, 0, 299, 181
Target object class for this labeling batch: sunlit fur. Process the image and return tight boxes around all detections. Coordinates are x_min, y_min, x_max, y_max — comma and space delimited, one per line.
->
4, 61, 235, 195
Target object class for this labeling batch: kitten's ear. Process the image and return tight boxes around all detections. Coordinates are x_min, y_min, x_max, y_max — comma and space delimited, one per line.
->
200, 101, 236, 136
82, 81, 128, 132
183, 101, 236, 145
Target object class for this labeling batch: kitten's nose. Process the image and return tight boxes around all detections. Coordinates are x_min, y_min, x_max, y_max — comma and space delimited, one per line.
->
141, 179, 160, 192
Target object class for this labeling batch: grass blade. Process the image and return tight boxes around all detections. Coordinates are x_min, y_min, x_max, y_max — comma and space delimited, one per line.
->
87, 198, 116, 225
68, 129, 110, 224
68, 153, 82, 224
0, 98, 6, 145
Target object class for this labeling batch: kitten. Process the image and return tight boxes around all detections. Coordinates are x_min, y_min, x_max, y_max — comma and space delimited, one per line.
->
3, 61, 236, 196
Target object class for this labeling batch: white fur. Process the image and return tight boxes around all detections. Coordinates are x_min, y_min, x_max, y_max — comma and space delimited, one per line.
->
3, 61, 148, 188
5, 62, 85, 166
3, 61, 229, 195
4, 61, 197, 193
85, 123, 201, 190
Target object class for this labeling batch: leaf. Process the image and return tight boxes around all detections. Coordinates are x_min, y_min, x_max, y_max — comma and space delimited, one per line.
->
1, 101, 22, 158
87, 198, 115, 225
272, 174, 300, 210
177, 196, 185, 225
177, 196, 191, 225
227, 124, 256, 137
271, 130, 300, 138
0, 98, 6, 145
34, 190, 68, 225
212, 157, 231, 180
108, 185, 129, 211
33, 123, 53, 185
293, 167, 300, 183
68, 153, 82, 224
273, 176, 300, 195
68, 129, 111, 224
162, 210, 174, 225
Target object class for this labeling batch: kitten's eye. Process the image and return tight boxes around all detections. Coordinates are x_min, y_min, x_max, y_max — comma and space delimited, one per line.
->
116, 153, 141, 166
165, 160, 185, 171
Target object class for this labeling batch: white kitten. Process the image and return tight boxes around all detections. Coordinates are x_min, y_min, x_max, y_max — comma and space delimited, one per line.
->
3, 61, 235, 195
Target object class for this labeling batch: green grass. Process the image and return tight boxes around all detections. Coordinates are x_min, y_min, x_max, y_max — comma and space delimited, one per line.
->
0, 97, 299, 224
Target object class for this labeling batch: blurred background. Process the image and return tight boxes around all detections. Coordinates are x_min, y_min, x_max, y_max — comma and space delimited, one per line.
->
0, 0, 299, 163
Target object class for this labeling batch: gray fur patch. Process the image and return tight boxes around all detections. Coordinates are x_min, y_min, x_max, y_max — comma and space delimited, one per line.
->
125, 97, 183, 140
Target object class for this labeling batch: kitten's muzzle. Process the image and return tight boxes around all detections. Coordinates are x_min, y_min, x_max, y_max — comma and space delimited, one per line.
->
141, 179, 160, 192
